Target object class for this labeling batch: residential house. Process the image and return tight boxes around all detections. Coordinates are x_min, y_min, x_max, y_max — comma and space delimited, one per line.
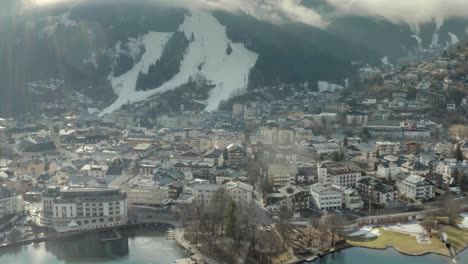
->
215, 169, 243, 184
105, 158, 133, 184
0, 185, 20, 219
317, 161, 363, 188
397, 174, 435, 201
311, 142, 340, 155
376, 142, 401, 157
202, 148, 225, 168
268, 164, 298, 188
81, 165, 108, 184
268, 184, 310, 211
346, 110, 368, 126
332, 185, 364, 210
357, 177, 397, 205
193, 182, 254, 206
309, 183, 342, 211
226, 143, 246, 169
364, 120, 404, 139
401, 161, 430, 176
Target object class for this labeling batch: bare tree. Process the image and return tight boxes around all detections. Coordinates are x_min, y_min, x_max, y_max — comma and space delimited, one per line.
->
317, 220, 329, 249
323, 214, 347, 246
441, 195, 461, 226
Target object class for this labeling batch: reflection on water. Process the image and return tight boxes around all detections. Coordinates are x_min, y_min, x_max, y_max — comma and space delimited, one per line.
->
0, 228, 186, 264
44, 232, 130, 262
314, 247, 468, 264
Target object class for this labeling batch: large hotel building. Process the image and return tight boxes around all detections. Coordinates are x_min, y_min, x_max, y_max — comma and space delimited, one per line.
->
41, 186, 128, 233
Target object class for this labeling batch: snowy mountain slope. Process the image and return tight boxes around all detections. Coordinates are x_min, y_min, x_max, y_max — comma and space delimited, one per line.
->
102, 10, 258, 115
3, 2, 468, 117
176, 10, 258, 112
102, 32, 173, 115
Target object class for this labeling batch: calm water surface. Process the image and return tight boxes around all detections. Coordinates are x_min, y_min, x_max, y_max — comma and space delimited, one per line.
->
314, 247, 468, 264
0, 228, 186, 264
1, 229, 467, 264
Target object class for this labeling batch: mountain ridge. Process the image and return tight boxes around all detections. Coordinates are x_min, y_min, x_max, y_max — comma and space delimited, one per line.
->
1, 2, 468, 116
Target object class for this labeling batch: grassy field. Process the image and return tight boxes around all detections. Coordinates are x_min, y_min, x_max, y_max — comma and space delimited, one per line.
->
346, 228, 450, 256
442, 226, 468, 252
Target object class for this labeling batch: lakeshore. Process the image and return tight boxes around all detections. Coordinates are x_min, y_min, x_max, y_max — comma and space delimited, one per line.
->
0, 222, 175, 250
0, 226, 186, 264
312, 247, 468, 264
0, 221, 467, 264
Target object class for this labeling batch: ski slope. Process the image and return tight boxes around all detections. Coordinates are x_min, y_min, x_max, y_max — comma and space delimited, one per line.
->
101, 10, 258, 115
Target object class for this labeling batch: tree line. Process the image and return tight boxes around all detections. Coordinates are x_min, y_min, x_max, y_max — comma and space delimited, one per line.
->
136, 31, 189, 91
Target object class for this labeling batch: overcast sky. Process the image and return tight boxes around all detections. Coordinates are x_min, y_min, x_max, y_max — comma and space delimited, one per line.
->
22, 0, 468, 28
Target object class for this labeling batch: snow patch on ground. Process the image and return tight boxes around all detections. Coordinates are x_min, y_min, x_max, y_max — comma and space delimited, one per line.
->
318, 81, 344, 92
101, 32, 173, 115
111, 37, 145, 63
385, 222, 426, 235
348, 225, 380, 238
27, 79, 64, 91
381, 56, 392, 67
409, 24, 422, 50
180, 10, 258, 111
458, 213, 468, 229
448, 32, 460, 46
365, 229, 381, 238
431, 17, 444, 48
41, 11, 78, 37
411, 35, 422, 50
101, 10, 258, 115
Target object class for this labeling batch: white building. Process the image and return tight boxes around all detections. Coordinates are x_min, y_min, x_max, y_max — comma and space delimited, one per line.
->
346, 111, 368, 126
81, 164, 108, 183
397, 175, 434, 201
377, 162, 401, 179
259, 127, 296, 145
311, 143, 340, 155
268, 164, 298, 188
332, 185, 363, 210
309, 183, 343, 211
318, 162, 362, 188
0, 186, 20, 218
375, 142, 400, 156
42, 187, 128, 233
225, 182, 254, 205
193, 182, 254, 206
126, 182, 174, 207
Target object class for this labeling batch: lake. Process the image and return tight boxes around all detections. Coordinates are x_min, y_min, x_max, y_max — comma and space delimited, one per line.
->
314, 247, 468, 264
1, 229, 467, 264
0, 228, 187, 264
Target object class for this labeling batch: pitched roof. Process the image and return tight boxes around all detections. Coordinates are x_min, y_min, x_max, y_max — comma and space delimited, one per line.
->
105, 166, 125, 176
23, 141, 56, 153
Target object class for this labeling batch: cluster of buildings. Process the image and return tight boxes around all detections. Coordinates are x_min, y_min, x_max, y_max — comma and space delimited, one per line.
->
1, 45, 468, 235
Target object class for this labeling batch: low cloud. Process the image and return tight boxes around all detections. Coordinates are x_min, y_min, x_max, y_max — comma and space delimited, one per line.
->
20, 0, 468, 29
21, 0, 328, 27
327, 0, 468, 26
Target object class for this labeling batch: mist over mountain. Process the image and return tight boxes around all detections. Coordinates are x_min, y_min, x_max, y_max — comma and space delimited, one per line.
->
1, 0, 468, 116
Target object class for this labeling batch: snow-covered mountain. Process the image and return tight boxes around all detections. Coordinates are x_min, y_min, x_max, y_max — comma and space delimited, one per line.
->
102, 10, 258, 115
1, 1, 468, 116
